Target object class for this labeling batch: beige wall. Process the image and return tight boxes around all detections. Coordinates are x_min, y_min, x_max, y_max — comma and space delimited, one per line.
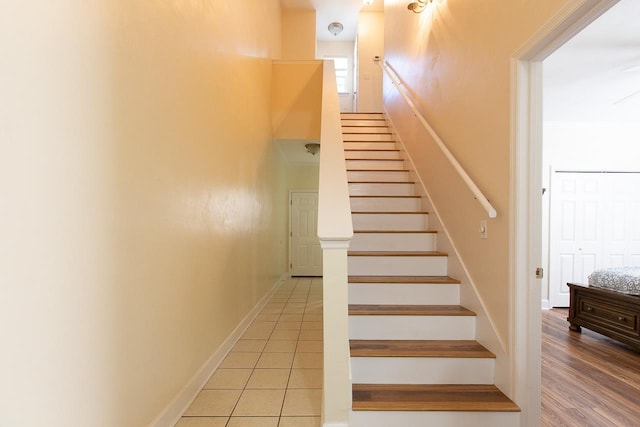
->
358, 11, 385, 112
282, 9, 317, 60
287, 165, 320, 190
0, 1, 286, 426
382, 0, 572, 346
272, 62, 323, 140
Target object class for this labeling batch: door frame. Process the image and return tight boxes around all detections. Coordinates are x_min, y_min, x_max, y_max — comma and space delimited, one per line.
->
510, 0, 619, 425
289, 190, 321, 276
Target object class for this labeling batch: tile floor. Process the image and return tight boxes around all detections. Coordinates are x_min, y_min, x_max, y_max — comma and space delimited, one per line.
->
175, 277, 323, 427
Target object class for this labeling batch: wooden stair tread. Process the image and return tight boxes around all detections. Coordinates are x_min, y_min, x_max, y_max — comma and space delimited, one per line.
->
353, 230, 436, 234
348, 251, 446, 257
350, 340, 495, 358
349, 304, 475, 316
352, 384, 520, 412
348, 275, 460, 284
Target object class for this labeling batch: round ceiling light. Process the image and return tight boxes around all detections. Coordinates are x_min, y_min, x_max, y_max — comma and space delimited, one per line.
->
328, 22, 343, 37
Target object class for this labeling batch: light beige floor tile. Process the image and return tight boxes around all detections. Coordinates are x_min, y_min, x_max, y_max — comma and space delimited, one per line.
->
280, 314, 304, 322
260, 308, 284, 315
274, 321, 301, 331
256, 352, 294, 369
242, 322, 276, 339
278, 416, 321, 427
264, 340, 298, 353
204, 369, 252, 389
246, 369, 291, 389
285, 303, 306, 309
281, 389, 322, 416
301, 321, 322, 330
296, 340, 322, 353
298, 330, 323, 341
288, 369, 322, 389
174, 417, 229, 427
265, 302, 286, 308
270, 329, 300, 340
232, 339, 267, 352
183, 390, 242, 416
255, 313, 281, 322
227, 417, 279, 427
219, 352, 260, 369
232, 389, 286, 416
293, 353, 323, 369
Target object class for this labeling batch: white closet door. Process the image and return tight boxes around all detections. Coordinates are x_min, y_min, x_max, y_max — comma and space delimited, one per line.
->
290, 191, 323, 277
549, 171, 640, 307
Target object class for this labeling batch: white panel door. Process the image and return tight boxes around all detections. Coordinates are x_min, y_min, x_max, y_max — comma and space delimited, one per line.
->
290, 191, 322, 276
549, 172, 604, 307
549, 171, 640, 307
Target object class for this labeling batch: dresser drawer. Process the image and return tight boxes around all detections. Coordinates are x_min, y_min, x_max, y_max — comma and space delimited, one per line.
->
576, 294, 640, 335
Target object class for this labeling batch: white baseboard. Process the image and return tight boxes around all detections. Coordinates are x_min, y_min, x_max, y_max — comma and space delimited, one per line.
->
541, 299, 550, 310
151, 273, 289, 427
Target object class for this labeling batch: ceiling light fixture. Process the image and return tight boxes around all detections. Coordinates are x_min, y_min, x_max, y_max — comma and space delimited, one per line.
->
363, 0, 374, 5
305, 143, 321, 155
407, 0, 433, 13
328, 22, 343, 37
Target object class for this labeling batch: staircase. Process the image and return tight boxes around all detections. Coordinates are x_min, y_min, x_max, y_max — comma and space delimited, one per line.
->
341, 112, 520, 426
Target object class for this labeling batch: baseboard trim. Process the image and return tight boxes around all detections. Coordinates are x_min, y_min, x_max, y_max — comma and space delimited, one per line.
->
541, 299, 550, 310
150, 273, 289, 427
323, 423, 349, 427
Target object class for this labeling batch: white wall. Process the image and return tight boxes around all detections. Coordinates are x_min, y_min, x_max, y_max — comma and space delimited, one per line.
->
0, 1, 286, 426
357, 11, 384, 112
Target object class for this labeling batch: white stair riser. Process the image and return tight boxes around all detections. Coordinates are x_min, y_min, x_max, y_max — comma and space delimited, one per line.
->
347, 171, 410, 182
343, 126, 390, 133
352, 213, 428, 231
341, 119, 387, 126
346, 160, 405, 170
343, 134, 394, 142
341, 113, 384, 120
345, 150, 401, 160
348, 255, 447, 276
350, 411, 520, 427
349, 283, 460, 305
344, 142, 396, 150
350, 197, 421, 212
349, 315, 475, 340
349, 183, 415, 196
351, 357, 495, 384
350, 233, 436, 252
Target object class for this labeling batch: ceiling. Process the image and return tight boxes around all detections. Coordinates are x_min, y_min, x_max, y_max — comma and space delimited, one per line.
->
281, 0, 383, 42
278, 0, 638, 123
544, 0, 640, 123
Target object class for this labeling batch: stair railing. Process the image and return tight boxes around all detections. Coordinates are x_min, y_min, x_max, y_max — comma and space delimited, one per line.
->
379, 60, 498, 218
318, 60, 353, 425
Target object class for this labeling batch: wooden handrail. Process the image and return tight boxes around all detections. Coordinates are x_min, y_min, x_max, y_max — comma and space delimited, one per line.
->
380, 60, 498, 218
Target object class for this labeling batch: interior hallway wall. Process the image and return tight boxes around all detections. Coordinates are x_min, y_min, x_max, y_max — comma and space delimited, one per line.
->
357, 11, 384, 112
0, 1, 286, 426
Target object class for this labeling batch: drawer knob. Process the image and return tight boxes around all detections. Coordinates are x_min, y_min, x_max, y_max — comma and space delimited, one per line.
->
586, 306, 593, 311
618, 316, 626, 321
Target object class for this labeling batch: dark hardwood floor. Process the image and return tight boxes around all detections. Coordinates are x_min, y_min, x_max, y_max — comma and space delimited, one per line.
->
542, 308, 640, 426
